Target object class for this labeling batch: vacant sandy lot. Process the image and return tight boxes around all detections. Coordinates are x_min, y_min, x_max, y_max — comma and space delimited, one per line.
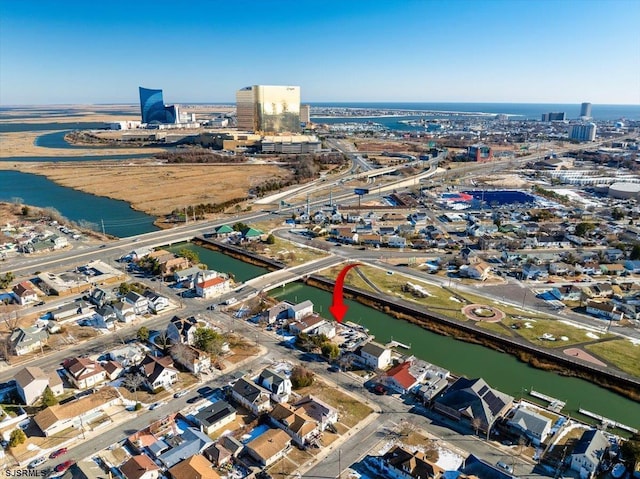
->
0, 160, 290, 216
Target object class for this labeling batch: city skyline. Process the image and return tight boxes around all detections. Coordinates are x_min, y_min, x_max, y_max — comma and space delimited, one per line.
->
1, 0, 639, 105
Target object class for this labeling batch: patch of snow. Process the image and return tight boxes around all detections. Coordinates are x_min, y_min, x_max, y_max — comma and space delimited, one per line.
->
558, 320, 603, 334
435, 447, 464, 471
560, 336, 569, 341
586, 332, 600, 340
449, 296, 461, 303
26, 444, 42, 451
524, 322, 534, 329
628, 338, 640, 346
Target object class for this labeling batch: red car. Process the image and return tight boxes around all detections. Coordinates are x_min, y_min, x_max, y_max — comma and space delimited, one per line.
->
50, 447, 67, 459
54, 460, 74, 473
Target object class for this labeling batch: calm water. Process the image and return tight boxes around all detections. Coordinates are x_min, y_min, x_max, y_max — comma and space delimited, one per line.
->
159, 243, 640, 428
0, 171, 158, 237
34, 130, 114, 149
271, 283, 640, 428
0, 122, 108, 133
310, 102, 640, 121
165, 243, 269, 283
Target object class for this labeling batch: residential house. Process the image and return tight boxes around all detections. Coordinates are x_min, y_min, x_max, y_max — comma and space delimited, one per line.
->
287, 300, 314, 320
102, 360, 124, 380
599, 263, 625, 276
138, 354, 178, 392
194, 400, 237, 435
624, 260, 640, 274
262, 302, 290, 325
52, 301, 94, 322
10, 326, 48, 356
119, 454, 160, 479
288, 315, 327, 335
269, 402, 320, 447
549, 262, 574, 276
60, 460, 109, 479
12, 281, 38, 305
240, 227, 263, 241
173, 266, 203, 287
156, 427, 213, 468
109, 343, 147, 368
293, 395, 338, 431
168, 454, 219, 479
212, 224, 235, 238
461, 261, 491, 281
231, 378, 271, 415
386, 235, 407, 248
63, 357, 107, 389
143, 291, 170, 313
113, 301, 136, 323
167, 315, 199, 345
551, 285, 583, 302
380, 361, 422, 394
521, 263, 549, 281
124, 291, 149, 315
171, 344, 211, 374
506, 407, 552, 446
245, 428, 291, 467
357, 341, 392, 370
586, 300, 623, 321
433, 377, 514, 435
195, 272, 231, 299
257, 368, 292, 403
160, 256, 190, 277
95, 305, 118, 328
15, 366, 63, 405
88, 288, 112, 308
604, 249, 625, 261
203, 436, 243, 467
570, 429, 609, 479
376, 445, 444, 479
33, 387, 121, 436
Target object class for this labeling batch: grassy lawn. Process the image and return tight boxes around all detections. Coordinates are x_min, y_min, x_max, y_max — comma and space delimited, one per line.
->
295, 380, 373, 429
267, 456, 299, 477
507, 318, 612, 348
585, 339, 640, 377
263, 237, 329, 266
475, 321, 516, 336
225, 337, 261, 365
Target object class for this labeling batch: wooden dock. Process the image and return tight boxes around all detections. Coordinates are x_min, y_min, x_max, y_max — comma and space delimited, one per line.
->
387, 340, 411, 350
529, 390, 566, 412
579, 409, 638, 434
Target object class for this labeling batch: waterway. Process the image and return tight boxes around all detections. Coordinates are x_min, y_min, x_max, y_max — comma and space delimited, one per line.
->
0, 171, 158, 238
158, 242, 640, 429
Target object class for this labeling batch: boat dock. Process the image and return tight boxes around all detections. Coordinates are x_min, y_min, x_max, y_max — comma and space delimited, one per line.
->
579, 409, 638, 433
387, 340, 411, 350
529, 390, 566, 412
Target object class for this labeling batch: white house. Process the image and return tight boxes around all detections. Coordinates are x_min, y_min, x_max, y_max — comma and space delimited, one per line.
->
231, 378, 271, 415
287, 300, 314, 320
194, 400, 237, 435
195, 271, 231, 299
113, 301, 136, 323
507, 407, 552, 446
62, 357, 107, 390
257, 368, 292, 403
10, 326, 48, 356
124, 291, 149, 315
293, 395, 338, 432
12, 281, 38, 305
144, 291, 170, 313
15, 366, 64, 405
357, 341, 392, 370
139, 355, 178, 392
570, 429, 609, 479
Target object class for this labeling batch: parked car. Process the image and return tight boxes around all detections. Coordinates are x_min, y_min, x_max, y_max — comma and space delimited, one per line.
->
496, 461, 513, 473
28, 457, 46, 469
54, 460, 74, 473
50, 447, 67, 459
174, 391, 188, 398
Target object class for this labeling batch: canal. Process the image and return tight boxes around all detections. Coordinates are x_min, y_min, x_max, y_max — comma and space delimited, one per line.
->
161, 243, 640, 428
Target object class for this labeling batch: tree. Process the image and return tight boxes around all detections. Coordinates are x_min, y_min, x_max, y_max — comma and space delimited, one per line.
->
321, 342, 340, 361
9, 429, 26, 447
621, 433, 640, 467
178, 248, 199, 265
265, 234, 276, 245
290, 365, 314, 389
170, 342, 196, 368
21, 205, 30, 217
232, 222, 248, 232
137, 326, 150, 343
631, 244, 640, 261
41, 386, 58, 407
575, 222, 595, 237
194, 327, 224, 355
122, 372, 145, 403
612, 207, 626, 221
154, 330, 171, 352
0, 271, 15, 289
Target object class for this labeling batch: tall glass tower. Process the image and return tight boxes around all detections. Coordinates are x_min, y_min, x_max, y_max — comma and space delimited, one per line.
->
236, 85, 301, 133
139, 87, 178, 124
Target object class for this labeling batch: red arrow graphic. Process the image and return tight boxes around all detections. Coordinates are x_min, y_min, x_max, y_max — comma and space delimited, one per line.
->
329, 263, 361, 323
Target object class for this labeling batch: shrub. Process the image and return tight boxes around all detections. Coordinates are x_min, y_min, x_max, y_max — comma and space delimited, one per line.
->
290, 365, 314, 389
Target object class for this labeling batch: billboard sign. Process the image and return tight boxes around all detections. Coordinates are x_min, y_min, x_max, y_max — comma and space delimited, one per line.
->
354, 188, 369, 196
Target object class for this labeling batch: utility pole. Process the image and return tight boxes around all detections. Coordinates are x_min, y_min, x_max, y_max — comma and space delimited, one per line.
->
101, 219, 105, 235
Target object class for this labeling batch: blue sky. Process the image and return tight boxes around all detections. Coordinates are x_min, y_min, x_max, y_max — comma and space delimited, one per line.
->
1, 0, 639, 105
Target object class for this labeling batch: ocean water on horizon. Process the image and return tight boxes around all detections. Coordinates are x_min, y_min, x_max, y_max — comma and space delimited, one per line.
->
309, 102, 640, 121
